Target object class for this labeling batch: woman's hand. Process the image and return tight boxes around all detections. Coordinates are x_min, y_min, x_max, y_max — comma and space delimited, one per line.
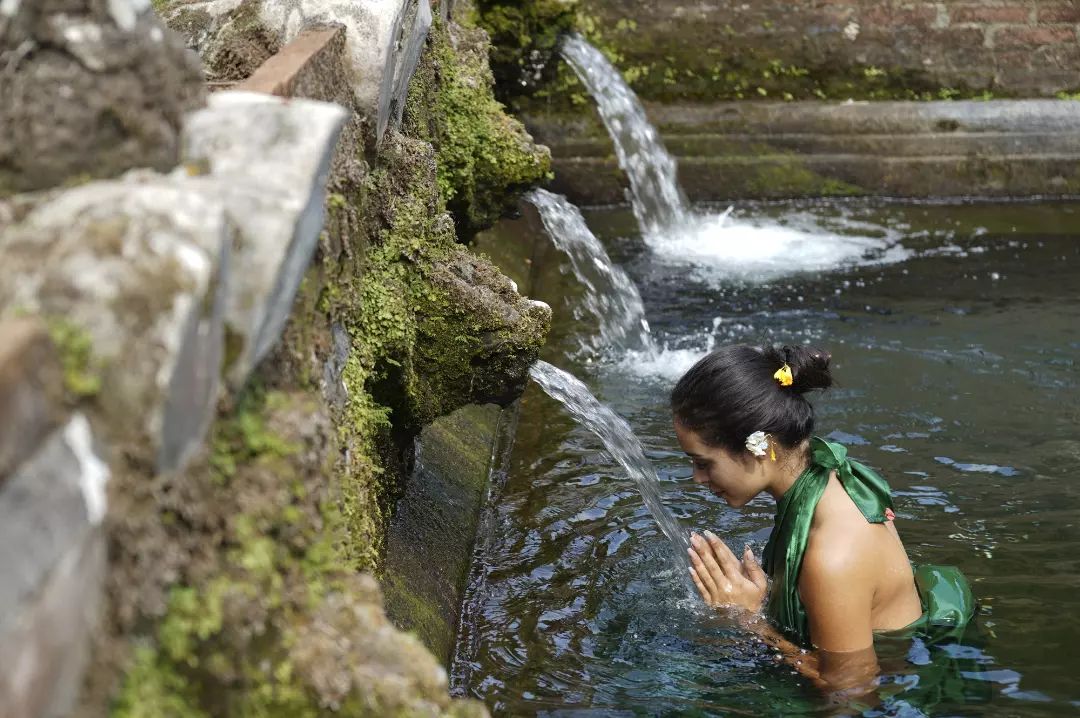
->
688, 530, 768, 613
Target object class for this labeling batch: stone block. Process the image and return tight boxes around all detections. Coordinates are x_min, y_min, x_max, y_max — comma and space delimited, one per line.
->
0, 414, 109, 718
0, 175, 232, 472
0, 0, 205, 195
182, 91, 348, 387
384, 403, 506, 664
236, 25, 346, 97
1039, 3, 1080, 23
951, 4, 1032, 25
0, 318, 65, 485
993, 25, 1076, 47
173, 0, 432, 146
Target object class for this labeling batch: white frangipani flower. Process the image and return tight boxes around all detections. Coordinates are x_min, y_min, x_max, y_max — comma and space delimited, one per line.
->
745, 431, 769, 457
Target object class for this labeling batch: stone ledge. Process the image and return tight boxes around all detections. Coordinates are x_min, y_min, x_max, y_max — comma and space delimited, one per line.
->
525, 99, 1080, 202
236, 25, 346, 97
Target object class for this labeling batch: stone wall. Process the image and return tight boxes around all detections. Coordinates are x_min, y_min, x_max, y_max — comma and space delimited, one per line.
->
525, 98, 1080, 202
0, 0, 551, 715
577, 0, 1080, 102
484, 0, 1080, 108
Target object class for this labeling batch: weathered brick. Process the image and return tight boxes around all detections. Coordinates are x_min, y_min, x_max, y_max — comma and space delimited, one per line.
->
994, 25, 1075, 46
952, 4, 1031, 24
861, 3, 939, 28
1038, 3, 1080, 23
932, 26, 990, 47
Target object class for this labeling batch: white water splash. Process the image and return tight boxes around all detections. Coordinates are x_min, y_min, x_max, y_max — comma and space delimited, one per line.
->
528, 188, 656, 357
561, 34, 691, 238
651, 210, 911, 283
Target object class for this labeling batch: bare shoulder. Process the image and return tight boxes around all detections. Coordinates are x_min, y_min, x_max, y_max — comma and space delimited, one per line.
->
801, 520, 874, 588
801, 477, 882, 595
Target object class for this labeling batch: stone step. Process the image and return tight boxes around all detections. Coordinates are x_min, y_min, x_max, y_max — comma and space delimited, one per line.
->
548, 153, 1080, 204
548, 131, 1080, 160
523, 99, 1080, 202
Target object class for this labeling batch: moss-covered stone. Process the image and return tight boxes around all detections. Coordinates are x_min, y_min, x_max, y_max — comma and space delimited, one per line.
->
92, 5, 550, 715
110, 386, 485, 717
44, 317, 104, 399
477, 1, 1003, 112
405, 18, 552, 235
472, 0, 581, 103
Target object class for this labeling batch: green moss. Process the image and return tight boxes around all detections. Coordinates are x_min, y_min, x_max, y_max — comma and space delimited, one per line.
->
382, 572, 453, 660
210, 387, 301, 485
743, 156, 865, 198
484, 3, 1007, 110
113, 646, 208, 718
45, 318, 103, 399
114, 387, 360, 716
473, 0, 581, 102
406, 18, 551, 235
159, 582, 228, 668
112, 7, 547, 714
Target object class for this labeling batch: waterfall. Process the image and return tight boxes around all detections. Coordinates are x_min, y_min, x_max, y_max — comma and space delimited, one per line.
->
526, 189, 656, 357
529, 360, 692, 579
561, 33, 691, 238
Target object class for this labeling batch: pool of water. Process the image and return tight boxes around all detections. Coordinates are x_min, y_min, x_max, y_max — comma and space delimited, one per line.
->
453, 199, 1080, 717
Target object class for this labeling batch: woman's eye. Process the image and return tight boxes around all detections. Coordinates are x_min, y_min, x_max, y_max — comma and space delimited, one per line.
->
693, 460, 710, 471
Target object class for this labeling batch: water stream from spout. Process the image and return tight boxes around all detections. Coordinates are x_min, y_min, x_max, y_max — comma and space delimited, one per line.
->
526, 188, 656, 357
561, 33, 691, 238
528, 360, 692, 578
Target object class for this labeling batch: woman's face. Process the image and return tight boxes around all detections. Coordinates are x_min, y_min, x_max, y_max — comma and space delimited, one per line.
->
674, 420, 768, 508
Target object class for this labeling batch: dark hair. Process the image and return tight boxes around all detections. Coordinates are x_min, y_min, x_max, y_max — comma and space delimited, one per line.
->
670, 344, 832, 453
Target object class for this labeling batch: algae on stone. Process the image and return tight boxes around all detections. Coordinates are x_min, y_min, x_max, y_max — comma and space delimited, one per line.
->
405, 18, 552, 235
38, 3, 553, 716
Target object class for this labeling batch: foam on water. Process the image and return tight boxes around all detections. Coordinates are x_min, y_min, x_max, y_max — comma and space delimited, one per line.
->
649, 210, 912, 283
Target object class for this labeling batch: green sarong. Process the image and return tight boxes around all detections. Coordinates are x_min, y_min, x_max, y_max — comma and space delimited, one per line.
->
761, 437, 974, 647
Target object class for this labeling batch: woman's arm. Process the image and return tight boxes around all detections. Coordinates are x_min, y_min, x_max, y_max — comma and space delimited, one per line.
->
798, 541, 881, 693
689, 531, 879, 697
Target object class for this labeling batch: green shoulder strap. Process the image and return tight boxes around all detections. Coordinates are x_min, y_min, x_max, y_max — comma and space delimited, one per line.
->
761, 437, 895, 645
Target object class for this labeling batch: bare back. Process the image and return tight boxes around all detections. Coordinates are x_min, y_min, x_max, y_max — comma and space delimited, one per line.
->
800, 471, 923, 645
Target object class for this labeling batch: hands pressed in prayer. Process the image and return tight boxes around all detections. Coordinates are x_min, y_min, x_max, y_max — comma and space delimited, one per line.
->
688, 530, 768, 613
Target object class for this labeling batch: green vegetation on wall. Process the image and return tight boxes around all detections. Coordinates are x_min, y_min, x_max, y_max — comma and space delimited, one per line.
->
471, 0, 581, 104
406, 17, 552, 235
473, 0, 998, 111
109, 6, 549, 715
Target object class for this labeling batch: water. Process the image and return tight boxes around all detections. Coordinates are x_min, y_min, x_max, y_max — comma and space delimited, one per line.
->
527, 360, 689, 574
527, 189, 656, 356
561, 34, 691, 237
455, 200, 1080, 716
561, 35, 911, 282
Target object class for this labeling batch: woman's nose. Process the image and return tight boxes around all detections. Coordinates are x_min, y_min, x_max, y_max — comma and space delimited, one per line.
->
692, 469, 707, 484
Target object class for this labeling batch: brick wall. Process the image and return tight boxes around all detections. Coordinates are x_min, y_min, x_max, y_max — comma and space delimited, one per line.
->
581, 0, 1080, 100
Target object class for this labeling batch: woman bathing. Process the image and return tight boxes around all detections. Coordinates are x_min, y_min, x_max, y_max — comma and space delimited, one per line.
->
672, 345, 974, 694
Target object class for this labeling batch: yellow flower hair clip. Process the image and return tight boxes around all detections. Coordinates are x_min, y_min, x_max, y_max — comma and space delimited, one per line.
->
773, 363, 793, 387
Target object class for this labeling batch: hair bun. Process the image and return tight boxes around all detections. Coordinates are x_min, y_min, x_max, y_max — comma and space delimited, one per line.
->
780, 345, 832, 394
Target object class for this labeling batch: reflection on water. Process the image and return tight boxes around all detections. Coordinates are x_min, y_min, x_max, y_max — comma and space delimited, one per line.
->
454, 200, 1080, 716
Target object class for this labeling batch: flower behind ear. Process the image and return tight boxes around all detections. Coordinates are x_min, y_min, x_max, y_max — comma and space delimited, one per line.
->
745, 431, 768, 457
